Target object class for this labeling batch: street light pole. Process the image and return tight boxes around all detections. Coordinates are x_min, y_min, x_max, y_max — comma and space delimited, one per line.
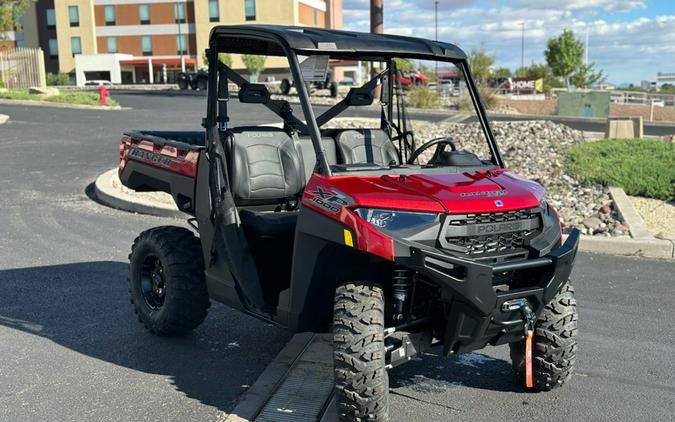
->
521, 22, 525, 70
435, 1, 439, 77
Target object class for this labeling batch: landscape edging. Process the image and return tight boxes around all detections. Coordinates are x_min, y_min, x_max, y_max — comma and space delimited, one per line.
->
0, 98, 123, 110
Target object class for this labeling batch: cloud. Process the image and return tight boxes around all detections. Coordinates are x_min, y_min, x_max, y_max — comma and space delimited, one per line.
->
341, 0, 672, 83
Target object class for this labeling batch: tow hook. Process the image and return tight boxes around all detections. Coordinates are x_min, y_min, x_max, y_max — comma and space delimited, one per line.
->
502, 299, 536, 388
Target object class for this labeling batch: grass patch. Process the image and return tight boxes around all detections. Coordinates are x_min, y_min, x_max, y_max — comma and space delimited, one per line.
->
46, 92, 119, 107
0, 88, 119, 107
0, 88, 34, 101
566, 138, 675, 200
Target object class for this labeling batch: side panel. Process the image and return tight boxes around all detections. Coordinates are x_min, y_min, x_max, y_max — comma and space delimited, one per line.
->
277, 206, 389, 332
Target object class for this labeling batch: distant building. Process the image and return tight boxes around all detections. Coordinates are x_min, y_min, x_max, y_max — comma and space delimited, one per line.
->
656, 72, 675, 86
18, 0, 343, 85
641, 80, 656, 90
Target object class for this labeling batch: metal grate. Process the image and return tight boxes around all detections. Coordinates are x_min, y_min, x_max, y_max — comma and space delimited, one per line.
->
443, 208, 540, 257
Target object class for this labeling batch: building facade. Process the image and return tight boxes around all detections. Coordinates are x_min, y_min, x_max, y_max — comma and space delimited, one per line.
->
18, 0, 342, 85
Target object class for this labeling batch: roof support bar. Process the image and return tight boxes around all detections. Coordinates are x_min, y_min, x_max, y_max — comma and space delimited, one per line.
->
218, 63, 308, 134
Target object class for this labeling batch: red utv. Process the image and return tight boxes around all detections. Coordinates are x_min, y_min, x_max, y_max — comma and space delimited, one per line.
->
119, 25, 579, 421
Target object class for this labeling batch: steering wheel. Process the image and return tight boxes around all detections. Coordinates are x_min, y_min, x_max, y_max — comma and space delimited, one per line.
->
407, 137, 457, 165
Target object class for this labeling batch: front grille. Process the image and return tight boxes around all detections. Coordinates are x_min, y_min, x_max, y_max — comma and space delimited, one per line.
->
441, 209, 541, 258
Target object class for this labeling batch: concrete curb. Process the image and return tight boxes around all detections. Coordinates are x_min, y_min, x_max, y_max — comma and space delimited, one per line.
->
0, 98, 123, 111
0, 114, 8, 125
572, 235, 674, 259
224, 333, 316, 422
94, 169, 184, 218
608, 186, 652, 239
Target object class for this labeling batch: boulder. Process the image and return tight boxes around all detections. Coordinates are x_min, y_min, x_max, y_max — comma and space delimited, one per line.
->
29, 86, 59, 97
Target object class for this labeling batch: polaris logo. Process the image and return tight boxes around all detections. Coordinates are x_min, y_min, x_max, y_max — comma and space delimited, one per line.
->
474, 221, 523, 235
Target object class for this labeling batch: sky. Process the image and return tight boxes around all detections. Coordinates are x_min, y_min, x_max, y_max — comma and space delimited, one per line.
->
342, 0, 675, 85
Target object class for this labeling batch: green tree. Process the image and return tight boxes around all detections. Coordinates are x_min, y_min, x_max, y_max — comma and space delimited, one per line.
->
491, 67, 512, 79
1, 0, 34, 41
570, 62, 606, 89
545, 29, 584, 88
241, 54, 266, 82
202, 51, 233, 68
467, 49, 494, 83
393, 58, 413, 73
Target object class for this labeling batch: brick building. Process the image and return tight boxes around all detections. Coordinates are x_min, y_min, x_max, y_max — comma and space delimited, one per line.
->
17, 0, 342, 85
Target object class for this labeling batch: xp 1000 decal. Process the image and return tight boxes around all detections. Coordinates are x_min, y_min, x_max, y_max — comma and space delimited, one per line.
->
305, 186, 352, 213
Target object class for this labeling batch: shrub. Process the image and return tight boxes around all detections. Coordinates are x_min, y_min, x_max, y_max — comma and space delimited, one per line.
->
46, 73, 72, 86
457, 87, 497, 111
46, 92, 119, 107
0, 80, 5, 88
566, 139, 675, 200
407, 86, 440, 109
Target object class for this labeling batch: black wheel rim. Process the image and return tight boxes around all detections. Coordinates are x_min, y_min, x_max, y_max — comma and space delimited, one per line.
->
140, 255, 166, 310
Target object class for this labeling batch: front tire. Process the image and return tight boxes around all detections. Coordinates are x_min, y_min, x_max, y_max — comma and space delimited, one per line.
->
510, 282, 578, 390
333, 282, 389, 422
128, 226, 210, 335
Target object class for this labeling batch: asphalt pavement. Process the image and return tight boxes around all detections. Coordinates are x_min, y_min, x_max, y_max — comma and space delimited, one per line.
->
1, 93, 674, 421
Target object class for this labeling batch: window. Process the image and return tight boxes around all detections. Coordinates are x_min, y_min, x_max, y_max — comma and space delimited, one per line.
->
46, 9, 56, 28
15, 31, 24, 48
208, 0, 219, 22
104, 5, 116, 25
174, 3, 185, 23
139, 4, 150, 24
107, 37, 118, 53
245, 0, 256, 21
48, 39, 58, 57
313, 8, 318, 25
141, 35, 152, 56
71, 37, 82, 57
176, 34, 187, 55
68, 6, 79, 27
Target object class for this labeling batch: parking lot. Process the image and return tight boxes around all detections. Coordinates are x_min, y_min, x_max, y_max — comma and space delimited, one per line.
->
1, 93, 674, 421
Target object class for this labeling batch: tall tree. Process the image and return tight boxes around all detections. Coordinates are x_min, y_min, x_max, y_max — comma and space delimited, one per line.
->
570, 62, 606, 89
0, 0, 34, 39
241, 55, 266, 82
545, 29, 584, 88
491, 67, 512, 79
467, 49, 494, 83
393, 58, 413, 74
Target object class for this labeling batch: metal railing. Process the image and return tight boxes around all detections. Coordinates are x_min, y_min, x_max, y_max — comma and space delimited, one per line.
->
0, 48, 46, 89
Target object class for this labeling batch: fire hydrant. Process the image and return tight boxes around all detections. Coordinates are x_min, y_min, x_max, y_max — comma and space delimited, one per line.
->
98, 84, 109, 106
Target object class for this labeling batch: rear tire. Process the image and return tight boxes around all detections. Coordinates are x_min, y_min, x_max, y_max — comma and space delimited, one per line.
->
128, 226, 210, 335
333, 282, 389, 422
509, 282, 577, 391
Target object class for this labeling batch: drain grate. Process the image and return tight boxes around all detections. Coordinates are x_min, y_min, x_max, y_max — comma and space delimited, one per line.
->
255, 335, 334, 422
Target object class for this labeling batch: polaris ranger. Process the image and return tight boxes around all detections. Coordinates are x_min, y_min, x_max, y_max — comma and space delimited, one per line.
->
119, 25, 579, 421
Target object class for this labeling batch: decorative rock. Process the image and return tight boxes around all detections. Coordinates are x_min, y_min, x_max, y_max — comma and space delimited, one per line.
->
582, 216, 603, 230
29, 86, 59, 97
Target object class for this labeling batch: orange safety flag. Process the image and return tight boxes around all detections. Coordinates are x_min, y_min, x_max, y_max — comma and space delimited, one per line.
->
525, 330, 534, 388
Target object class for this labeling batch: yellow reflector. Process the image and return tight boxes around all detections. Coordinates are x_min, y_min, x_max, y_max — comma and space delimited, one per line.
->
343, 229, 354, 247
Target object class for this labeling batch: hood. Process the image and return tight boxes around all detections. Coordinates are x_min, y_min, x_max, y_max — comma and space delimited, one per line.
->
324, 170, 544, 214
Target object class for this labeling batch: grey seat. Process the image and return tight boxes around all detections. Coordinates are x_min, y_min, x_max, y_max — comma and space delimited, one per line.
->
335, 129, 399, 166
296, 136, 338, 182
226, 127, 304, 206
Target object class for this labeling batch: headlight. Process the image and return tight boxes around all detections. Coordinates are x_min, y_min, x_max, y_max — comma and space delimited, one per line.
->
353, 208, 439, 234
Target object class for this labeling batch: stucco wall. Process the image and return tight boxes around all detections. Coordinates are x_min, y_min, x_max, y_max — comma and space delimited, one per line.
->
610, 103, 675, 123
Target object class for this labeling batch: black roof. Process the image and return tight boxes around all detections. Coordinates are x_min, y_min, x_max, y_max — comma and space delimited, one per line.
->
209, 25, 467, 61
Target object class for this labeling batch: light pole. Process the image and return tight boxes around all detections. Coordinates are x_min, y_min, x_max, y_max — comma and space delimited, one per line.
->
520, 21, 525, 70
434, 1, 439, 77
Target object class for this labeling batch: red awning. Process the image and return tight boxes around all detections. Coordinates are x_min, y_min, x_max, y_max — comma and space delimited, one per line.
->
120, 58, 196, 66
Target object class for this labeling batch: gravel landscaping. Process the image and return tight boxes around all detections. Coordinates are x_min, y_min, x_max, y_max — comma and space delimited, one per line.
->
629, 196, 675, 240
327, 118, 627, 237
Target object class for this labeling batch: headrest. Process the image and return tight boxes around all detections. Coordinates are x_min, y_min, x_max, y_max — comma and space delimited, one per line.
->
238, 83, 270, 104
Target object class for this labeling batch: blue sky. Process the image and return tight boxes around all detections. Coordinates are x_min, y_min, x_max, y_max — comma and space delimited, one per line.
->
342, 0, 675, 85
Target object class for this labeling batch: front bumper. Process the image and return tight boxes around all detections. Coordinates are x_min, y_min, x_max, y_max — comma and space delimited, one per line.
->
397, 229, 579, 354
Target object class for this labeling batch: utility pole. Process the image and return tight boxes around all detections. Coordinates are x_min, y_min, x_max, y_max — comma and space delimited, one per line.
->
435, 1, 439, 77
520, 22, 525, 70
370, 0, 383, 34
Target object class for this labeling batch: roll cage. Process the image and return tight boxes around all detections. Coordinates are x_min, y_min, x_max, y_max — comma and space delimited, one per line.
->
204, 25, 505, 178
